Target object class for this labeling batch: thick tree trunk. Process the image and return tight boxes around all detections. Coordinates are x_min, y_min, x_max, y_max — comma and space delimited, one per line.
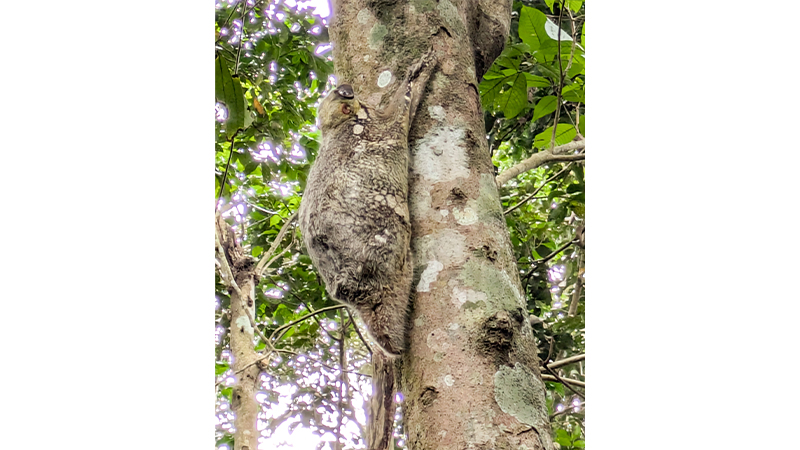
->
329, 1, 554, 449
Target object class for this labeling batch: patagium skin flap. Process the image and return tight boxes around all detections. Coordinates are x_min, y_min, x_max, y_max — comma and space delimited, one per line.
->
299, 52, 437, 357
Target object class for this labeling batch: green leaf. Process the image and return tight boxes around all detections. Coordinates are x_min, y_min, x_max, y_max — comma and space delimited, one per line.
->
215, 55, 246, 139
581, 23, 585, 50
270, 214, 282, 227
555, 429, 571, 446
562, 84, 585, 103
499, 73, 528, 119
532, 96, 558, 121
534, 123, 577, 149
524, 73, 551, 88
544, 0, 556, 12
518, 6, 549, 52
578, 115, 585, 136
215, 362, 230, 376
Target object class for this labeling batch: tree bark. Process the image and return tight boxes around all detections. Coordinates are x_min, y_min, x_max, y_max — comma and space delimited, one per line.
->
328, 1, 554, 449
216, 217, 261, 450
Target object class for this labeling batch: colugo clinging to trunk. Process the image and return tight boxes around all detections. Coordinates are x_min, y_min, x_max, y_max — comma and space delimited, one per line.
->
299, 51, 437, 357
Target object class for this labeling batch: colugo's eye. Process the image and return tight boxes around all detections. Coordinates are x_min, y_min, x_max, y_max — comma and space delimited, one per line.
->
341, 104, 352, 114
336, 84, 354, 98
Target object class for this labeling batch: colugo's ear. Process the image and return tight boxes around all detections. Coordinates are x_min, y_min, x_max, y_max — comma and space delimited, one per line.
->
336, 84, 354, 99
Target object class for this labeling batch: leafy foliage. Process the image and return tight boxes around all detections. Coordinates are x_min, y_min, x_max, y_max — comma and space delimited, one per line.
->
214, 0, 585, 449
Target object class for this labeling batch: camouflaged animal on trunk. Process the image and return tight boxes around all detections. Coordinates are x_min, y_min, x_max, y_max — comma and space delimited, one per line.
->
299, 51, 437, 357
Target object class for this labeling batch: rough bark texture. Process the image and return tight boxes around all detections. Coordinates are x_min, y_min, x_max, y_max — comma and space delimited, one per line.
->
329, 1, 554, 449
217, 217, 261, 450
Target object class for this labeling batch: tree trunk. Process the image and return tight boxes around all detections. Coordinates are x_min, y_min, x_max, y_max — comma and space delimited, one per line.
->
216, 217, 261, 450
328, 1, 554, 449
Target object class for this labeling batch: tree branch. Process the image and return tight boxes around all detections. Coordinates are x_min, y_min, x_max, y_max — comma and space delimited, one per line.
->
540, 374, 585, 388
254, 210, 298, 277
504, 163, 573, 215
544, 353, 585, 370
496, 140, 585, 187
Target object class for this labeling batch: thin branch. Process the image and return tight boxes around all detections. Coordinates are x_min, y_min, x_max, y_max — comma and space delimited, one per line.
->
547, 3, 567, 152
254, 211, 298, 277
216, 136, 236, 209
269, 304, 346, 343
234, 4, 246, 74
534, 237, 574, 266
504, 163, 573, 215
229, 304, 346, 377
568, 251, 584, 317
336, 309, 347, 450
274, 349, 370, 377
496, 140, 585, 187
544, 353, 585, 370
543, 363, 584, 400
346, 308, 373, 355
541, 374, 585, 388
551, 401, 585, 419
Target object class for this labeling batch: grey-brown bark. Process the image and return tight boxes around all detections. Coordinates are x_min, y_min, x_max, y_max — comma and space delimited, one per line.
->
216, 216, 261, 450
328, 1, 554, 449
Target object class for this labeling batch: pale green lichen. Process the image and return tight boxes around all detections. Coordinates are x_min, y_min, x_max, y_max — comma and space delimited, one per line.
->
412, 0, 437, 13
437, 0, 467, 35
459, 259, 520, 314
369, 23, 388, 50
357, 8, 371, 24
494, 363, 554, 450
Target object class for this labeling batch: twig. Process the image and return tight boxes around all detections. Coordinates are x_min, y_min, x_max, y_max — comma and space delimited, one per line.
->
541, 374, 585, 388
547, 2, 567, 152
234, 4, 246, 74
534, 237, 574, 266
543, 363, 584, 400
216, 136, 236, 209
345, 309, 373, 355
229, 304, 346, 377
504, 163, 573, 215
274, 349, 370, 377
336, 309, 347, 450
544, 353, 585, 370
496, 140, 585, 187
254, 211, 298, 277
551, 401, 585, 418
269, 304, 346, 343
567, 251, 583, 317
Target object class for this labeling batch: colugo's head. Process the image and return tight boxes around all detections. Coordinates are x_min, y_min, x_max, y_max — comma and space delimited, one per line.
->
317, 84, 362, 131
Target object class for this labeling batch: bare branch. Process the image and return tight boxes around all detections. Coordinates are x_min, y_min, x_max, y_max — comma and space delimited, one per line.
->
504, 164, 573, 215
543, 364, 584, 400
544, 353, 585, 370
568, 252, 584, 317
540, 374, 585, 388
254, 210, 298, 277
496, 140, 585, 187
551, 401, 585, 418
269, 304, 346, 343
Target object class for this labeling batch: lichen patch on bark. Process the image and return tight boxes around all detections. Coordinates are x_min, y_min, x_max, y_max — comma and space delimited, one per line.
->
413, 125, 470, 182
416, 260, 444, 292
493, 363, 554, 450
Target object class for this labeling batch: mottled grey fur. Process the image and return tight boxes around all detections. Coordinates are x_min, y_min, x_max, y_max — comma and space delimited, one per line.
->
299, 52, 436, 357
